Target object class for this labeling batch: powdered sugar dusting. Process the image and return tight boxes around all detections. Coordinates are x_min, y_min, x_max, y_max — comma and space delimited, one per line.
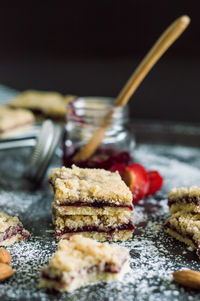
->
1, 141, 200, 300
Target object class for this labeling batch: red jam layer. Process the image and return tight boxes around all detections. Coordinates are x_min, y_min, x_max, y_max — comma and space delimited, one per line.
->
0, 224, 30, 242
62, 139, 132, 170
56, 201, 133, 211
56, 222, 135, 237
168, 197, 199, 207
41, 272, 63, 283
41, 258, 126, 283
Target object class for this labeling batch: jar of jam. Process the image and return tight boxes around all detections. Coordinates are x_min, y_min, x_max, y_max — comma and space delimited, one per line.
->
62, 97, 135, 169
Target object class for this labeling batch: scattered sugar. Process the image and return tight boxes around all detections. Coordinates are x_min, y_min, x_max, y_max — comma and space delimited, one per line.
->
1, 138, 200, 299
187, 246, 195, 252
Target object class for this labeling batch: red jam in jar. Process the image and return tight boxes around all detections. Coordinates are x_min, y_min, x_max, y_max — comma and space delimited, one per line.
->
62, 97, 135, 169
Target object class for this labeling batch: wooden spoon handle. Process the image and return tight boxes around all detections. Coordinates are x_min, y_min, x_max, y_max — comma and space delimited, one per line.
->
73, 15, 190, 162
115, 15, 190, 106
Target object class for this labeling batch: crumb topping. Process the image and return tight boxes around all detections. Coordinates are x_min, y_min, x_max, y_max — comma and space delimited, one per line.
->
168, 186, 200, 200
49, 235, 129, 272
0, 212, 20, 232
49, 165, 132, 205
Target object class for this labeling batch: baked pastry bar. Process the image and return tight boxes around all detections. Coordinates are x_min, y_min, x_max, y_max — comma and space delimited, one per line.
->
49, 166, 133, 210
48, 165, 134, 241
165, 186, 200, 258
39, 234, 130, 292
0, 212, 30, 246
168, 186, 200, 214
9, 90, 75, 120
53, 209, 134, 241
0, 106, 35, 138
164, 212, 200, 257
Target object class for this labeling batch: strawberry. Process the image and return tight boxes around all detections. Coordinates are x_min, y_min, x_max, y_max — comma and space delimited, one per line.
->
109, 163, 126, 176
146, 170, 163, 196
122, 163, 149, 203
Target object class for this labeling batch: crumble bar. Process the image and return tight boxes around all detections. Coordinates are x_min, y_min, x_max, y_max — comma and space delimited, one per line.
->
9, 90, 75, 120
0, 212, 30, 246
164, 212, 200, 257
49, 165, 134, 241
49, 165, 133, 207
0, 106, 35, 138
168, 186, 200, 214
39, 234, 129, 292
165, 186, 200, 258
53, 210, 134, 241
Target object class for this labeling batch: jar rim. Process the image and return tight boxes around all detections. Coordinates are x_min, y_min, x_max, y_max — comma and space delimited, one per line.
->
67, 97, 129, 127
68, 96, 129, 115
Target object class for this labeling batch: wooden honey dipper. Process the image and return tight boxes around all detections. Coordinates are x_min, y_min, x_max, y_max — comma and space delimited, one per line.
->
73, 15, 190, 162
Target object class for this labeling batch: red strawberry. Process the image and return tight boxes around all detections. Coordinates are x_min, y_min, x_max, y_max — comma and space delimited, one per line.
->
109, 163, 126, 176
146, 170, 163, 196
122, 163, 149, 204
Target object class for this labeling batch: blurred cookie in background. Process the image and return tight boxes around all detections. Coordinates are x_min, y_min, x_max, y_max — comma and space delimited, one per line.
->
9, 90, 75, 121
0, 106, 35, 139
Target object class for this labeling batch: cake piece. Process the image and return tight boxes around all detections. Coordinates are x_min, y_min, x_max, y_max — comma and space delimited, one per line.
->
164, 212, 200, 257
39, 234, 130, 292
52, 209, 134, 241
0, 106, 35, 138
0, 212, 30, 246
9, 90, 75, 120
168, 186, 200, 214
48, 165, 134, 241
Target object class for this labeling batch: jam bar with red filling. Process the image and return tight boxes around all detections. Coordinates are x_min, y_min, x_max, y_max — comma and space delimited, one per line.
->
48, 165, 134, 241
0, 212, 30, 246
165, 186, 200, 258
164, 212, 200, 258
39, 234, 130, 292
168, 186, 200, 214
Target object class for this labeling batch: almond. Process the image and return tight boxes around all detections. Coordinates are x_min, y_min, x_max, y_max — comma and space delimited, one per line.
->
0, 263, 14, 280
0, 248, 11, 265
173, 270, 200, 289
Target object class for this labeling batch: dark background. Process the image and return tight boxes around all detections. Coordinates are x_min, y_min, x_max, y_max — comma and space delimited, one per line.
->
0, 1, 200, 122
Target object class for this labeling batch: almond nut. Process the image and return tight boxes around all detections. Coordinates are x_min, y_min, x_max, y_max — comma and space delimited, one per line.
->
0, 263, 14, 280
173, 270, 200, 289
0, 248, 11, 265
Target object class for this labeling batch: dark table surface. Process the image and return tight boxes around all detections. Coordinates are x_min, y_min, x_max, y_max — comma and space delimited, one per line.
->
1, 118, 200, 300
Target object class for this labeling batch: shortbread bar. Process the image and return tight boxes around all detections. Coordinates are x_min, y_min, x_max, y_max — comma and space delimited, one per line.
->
164, 211, 200, 257
0, 106, 35, 138
48, 165, 134, 241
39, 235, 129, 292
49, 165, 133, 209
52, 210, 134, 241
168, 186, 200, 214
0, 212, 30, 246
9, 90, 75, 120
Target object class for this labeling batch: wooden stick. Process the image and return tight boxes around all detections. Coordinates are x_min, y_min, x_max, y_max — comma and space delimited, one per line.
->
73, 15, 190, 161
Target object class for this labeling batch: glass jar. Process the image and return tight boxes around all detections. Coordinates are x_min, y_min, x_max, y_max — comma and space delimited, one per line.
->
62, 97, 135, 169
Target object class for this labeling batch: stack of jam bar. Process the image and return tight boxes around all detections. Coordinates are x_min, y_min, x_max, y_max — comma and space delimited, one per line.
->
48, 165, 134, 242
164, 186, 200, 257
